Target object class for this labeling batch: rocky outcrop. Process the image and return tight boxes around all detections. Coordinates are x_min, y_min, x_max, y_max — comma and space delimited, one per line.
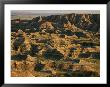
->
11, 13, 100, 33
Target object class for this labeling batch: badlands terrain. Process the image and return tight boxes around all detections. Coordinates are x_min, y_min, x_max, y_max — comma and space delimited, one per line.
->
11, 13, 100, 77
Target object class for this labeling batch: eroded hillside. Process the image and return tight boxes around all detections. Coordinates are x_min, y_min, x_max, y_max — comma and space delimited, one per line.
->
11, 13, 100, 77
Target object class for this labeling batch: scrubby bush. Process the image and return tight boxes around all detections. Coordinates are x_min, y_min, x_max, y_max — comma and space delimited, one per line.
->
11, 53, 27, 61
34, 63, 45, 71
29, 44, 40, 56
43, 49, 64, 60
72, 70, 99, 77
13, 37, 25, 51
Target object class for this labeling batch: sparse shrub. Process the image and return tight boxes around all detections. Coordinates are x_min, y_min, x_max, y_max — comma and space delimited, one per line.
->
78, 52, 91, 58
29, 44, 40, 56
74, 32, 86, 38
72, 59, 80, 64
64, 30, 74, 36
34, 63, 45, 71
13, 36, 25, 51
43, 49, 64, 60
70, 47, 77, 52
11, 53, 27, 61
91, 52, 100, 59
72, 70, 99, 77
